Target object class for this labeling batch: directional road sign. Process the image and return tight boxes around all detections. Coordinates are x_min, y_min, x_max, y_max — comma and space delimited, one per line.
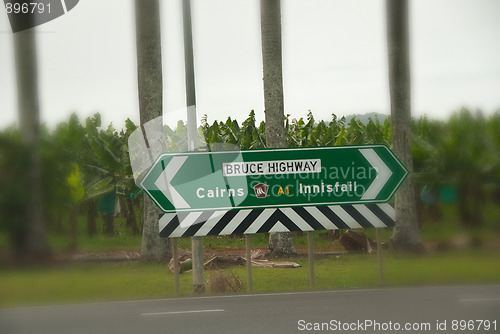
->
140, 145, 408, 214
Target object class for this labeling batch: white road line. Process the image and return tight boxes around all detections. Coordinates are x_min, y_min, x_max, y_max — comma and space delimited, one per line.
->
142, 309, 225, 316
460, 298, 500, 302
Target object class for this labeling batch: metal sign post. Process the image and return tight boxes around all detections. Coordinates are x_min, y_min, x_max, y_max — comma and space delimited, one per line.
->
245, 234, 252, 293
182, 0, 204, 294
307, 231, 314, 288
376, 228, 384, 284
172, 238, 180, 295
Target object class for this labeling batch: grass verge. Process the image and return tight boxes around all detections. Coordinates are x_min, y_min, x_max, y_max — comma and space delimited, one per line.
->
1, 247, 499, 308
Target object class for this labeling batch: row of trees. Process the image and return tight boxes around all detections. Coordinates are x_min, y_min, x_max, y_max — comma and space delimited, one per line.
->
413, 110, 500, 228
2, 107, 498, 258
4, 0, 496, 263
3, 0, 168, 263
0, 113, 139, 257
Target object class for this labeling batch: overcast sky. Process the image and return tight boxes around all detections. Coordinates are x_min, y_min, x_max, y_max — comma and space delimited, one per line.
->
1, 0, 499, 130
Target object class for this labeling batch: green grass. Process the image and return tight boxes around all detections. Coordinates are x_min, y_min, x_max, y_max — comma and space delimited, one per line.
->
1, 202, 499, 308
0, 262, 181, 307
34, 215, 142, 253
418, 202, 500, 241
1, 248, 499, 308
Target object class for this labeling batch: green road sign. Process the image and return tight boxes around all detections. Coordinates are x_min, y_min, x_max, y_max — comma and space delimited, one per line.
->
140, 145, 408, 213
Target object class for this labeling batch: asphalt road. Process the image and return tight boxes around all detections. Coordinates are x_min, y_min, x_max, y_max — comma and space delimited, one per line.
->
1, 285, 499, 334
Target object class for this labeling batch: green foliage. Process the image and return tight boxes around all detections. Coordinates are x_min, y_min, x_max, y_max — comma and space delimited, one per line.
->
203, 110, 392, 150
0, 129, 30, 242
83, 113, 139, 201
239, 110, 266, 149
365, 116, 391, 146
1, 107, 499, 252
203, 110, 397, 150
412, 109, 499, 227
67, 165, 85, 203
41, 113, 87, 219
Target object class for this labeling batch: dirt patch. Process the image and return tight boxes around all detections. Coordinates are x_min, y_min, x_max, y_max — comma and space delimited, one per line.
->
53, 250, 141, 263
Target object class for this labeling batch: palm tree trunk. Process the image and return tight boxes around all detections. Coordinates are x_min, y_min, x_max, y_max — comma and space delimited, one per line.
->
386, 0, 422, 252
134, 0, 171, 262
260, 0, 296, 255
13, 26, 51, 261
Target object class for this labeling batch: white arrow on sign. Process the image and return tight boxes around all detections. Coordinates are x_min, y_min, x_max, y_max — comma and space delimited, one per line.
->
359, 148, 393, 200
154, 156, 191, 209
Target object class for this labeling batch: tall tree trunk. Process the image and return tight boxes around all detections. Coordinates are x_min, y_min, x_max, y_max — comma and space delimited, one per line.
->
260, 0, 296, 256
386, 0, 422, 252
13, 25, 51, 261
134, 0, 171, 262
102, 213, 114, 236
69, 204, 79, 251
119, 197, 127, 220
126, 196, 139, 235
458, 184, 472, 228
471, 184, 483, 228
87, 199, 97, 236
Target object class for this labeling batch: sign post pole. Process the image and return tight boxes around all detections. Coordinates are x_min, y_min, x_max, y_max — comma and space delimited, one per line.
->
182, 0, 204, 294
307, 231, 315, 288
376, 228, 384, 284
172, 238, 180, 296
245, 234, 252, 293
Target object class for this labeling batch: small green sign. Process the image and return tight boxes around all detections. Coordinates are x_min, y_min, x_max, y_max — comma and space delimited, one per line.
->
140, 145, 408, 213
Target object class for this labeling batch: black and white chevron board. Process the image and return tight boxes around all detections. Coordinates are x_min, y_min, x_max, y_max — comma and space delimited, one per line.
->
159, 203, 395, 238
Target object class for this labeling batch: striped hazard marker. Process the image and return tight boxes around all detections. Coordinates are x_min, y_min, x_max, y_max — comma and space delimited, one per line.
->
159, 203, 395, 238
